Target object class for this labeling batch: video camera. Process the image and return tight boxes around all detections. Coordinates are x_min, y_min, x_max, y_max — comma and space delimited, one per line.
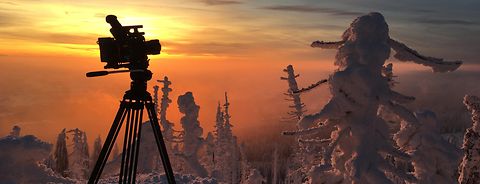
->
97, 15, 161, 70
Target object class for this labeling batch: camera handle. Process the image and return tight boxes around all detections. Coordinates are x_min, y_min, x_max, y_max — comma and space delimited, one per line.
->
86, 69, 145, 77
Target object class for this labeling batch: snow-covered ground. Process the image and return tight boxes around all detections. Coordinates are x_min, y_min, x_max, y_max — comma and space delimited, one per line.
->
99, 173, 218, 184
0, 133, 76, 184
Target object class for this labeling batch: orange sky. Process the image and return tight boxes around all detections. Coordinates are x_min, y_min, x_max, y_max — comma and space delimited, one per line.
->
1, 0, 478, 145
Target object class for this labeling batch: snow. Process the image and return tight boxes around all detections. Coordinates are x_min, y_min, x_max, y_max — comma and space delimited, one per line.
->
395, 111, 461, 184
458, 95, 480, 184
0, 129, 76, 184
98, 173, 218, 184
244, 169, 265, 184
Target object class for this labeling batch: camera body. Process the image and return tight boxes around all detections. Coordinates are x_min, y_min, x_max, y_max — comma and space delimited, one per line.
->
97, 15, 161, 70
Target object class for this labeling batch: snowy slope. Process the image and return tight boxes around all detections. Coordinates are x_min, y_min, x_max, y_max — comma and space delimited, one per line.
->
0, 134, 76, 183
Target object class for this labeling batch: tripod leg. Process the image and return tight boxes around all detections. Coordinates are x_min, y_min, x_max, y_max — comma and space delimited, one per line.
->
127, 106, 141, 183
119, 106, 132, 184
132, 103, 145, 183
146, 101, 176, 184
88, 101, 128, 184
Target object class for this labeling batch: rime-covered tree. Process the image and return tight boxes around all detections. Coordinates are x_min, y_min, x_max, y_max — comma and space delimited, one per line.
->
207, 92, 243, 183
178, 92, 208, 177
155, 76, 176, 144
281, 65, 329, 184
204, 132, 216, 171
66, 128, 90, 179
458, 95, 480, 184
53, 128, 69, 177
153, 76, 183, 171
9, 125, 21, 138
214, 102, 225, 138
272, 145, 279, 184
395, 111, 461, 184
90, 135, 102, 171
110, 143, 119, 161
222, 92, 242, 183
223, 92, 233, 138
284, 12, 461, 184
281, 65, 307, 121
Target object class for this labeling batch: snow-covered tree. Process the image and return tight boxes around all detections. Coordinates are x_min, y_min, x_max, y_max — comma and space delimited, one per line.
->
272, 145, 279, 184
90, 135, 102, 171
395, 111, 461, 184
281, 65, 329, 184
53, 128, 69, 177
66, 128, 90, 180
214, 102, 225, 138
209, 92, 243, 183
204, 132, 216, 171
110, 143, 119, 162
281, 65, 307, 121
9, 125, 21, 138
458, 95, 480, 184
239, 143, 252, 183
223, 92, 233, 139
155, 76, 176, 144
178, 92, 208, 177
284, 12, 462, 184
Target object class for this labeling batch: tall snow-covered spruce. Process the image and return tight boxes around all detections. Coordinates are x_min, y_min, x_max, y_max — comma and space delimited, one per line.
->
53, 128, 69, 177
216, 93, 242, 183
66, 128, 90, 180
284, 12, 462, 184
90, 136, 102, 172
458, 95, 480, 184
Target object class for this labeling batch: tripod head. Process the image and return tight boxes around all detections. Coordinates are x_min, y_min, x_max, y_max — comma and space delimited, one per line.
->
86, 15, 161, 78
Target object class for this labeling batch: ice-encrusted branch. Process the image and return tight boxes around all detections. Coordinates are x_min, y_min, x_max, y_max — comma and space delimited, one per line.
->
311, 40, 345, 49
321, 127, 350, 166
390, 39, 462, 73
382, 101, 419, 124
292, 79, 328, 94
298, 138, 331, 144
283, 120, 336, 136
389, 90, 415, 104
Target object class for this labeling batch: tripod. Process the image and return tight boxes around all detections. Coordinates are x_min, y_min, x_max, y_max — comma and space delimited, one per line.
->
88, 70, 176, 184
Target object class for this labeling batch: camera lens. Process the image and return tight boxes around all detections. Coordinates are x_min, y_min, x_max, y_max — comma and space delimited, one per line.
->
145, 40, 161, 55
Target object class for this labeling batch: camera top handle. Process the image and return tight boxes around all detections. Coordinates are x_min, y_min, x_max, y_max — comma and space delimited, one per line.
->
106, 15, 128, 41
